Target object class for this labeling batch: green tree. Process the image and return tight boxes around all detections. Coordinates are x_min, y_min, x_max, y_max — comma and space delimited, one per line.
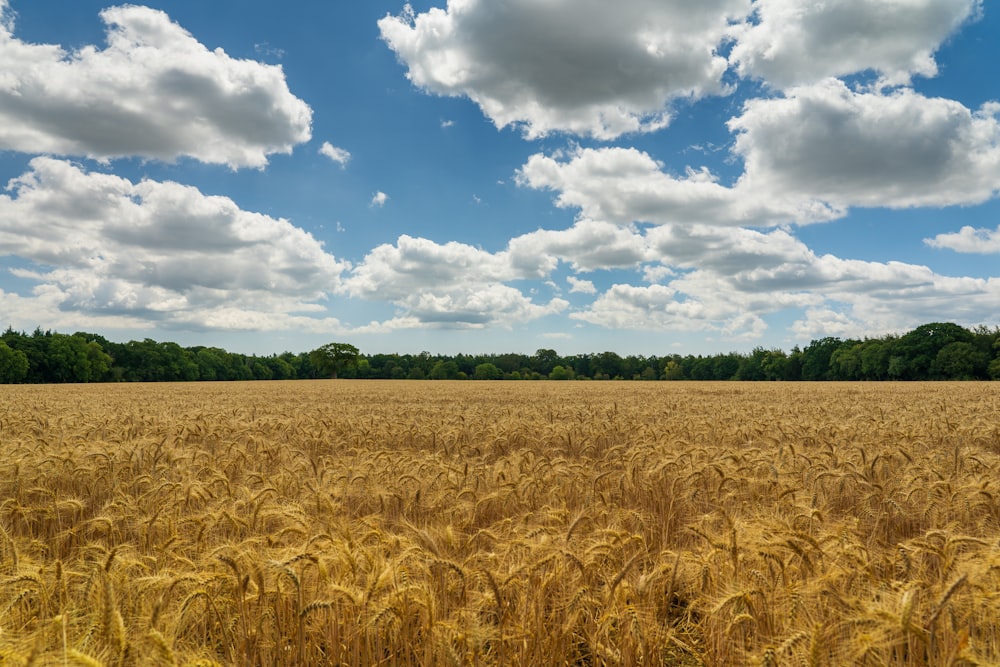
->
894, 323, 974, 380
662, 359, 685, 380
860, 340, 890, 380
830, 344, 863, 380
932, 341, 987, 379
531, 348, 560, 375
800, 337, 844, 380
761, 350, 790, 380
309, 343, 360, 379
548, 365, 574, 380
0, 340, 29, 383
429, 360, 460, 380
474, 362, 501, 380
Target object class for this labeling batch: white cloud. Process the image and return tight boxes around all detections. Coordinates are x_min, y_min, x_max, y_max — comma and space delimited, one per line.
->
370, 191, 389, 208
508, 219, 651, 272
731, 82, 1000, 211
379, 0, 749, 139
319, 142, 351, 166
642, 265, 674, 284
790, 308, 873, 341
571, 283, 711, 330
0, 158, 348, 331
517, 146, 824, 227
344, 235, 529, 300
0, 5, 311, 168
925, 225, 1000, 254
560, 222, 1000, 340
397, 284, 568, 329
567, 276, 596, 294
729, 0, 981, 88
645, 225, 813, 273
344, 235, 568, 329
342, 234, 565, 328
518, 87, 1000, 227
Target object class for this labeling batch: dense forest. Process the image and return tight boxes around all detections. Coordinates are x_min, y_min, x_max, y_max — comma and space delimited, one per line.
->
1, 321, 999, 383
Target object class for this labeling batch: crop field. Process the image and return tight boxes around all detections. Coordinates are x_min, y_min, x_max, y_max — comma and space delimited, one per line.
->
1, 381, 999, 666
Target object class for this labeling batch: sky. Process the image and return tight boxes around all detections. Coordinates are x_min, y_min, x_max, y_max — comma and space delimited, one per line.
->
0, 0, 998, 357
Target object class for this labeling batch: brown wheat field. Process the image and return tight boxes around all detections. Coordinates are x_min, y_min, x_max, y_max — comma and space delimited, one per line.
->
1, 380, 999, 666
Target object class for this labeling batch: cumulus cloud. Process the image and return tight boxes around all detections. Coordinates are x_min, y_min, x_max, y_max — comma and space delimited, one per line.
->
0, 158, 348, 331
373, 1, 999, 342
925, 225, 1000, 254
319, 142, 351, 166
343, 234, 565, 328
518, 87, 1000, 227
567, 276, 597, 295
341, 217, 1000, 339
729, 0, 981, 88
732, 82, 1000, 210
0, 4, 311, 168
564, 223, 1000, 339
379, 0, 749, 139
396, 284, 567, 329
370, 191, 389, 208
508, 219, 651, 272
345, 235, 527, 300
517, 145, 829, 227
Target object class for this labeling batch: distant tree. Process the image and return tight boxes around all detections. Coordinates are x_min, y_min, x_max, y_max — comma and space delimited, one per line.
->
549, 365, 574, 380
736, 348, 769, 381
932, 341, 988, 379
894, 323, 974, 380
429, 360, 460, 380
309, 343, 360, 379
662, 359, 685, 380
800, 337, 844, 380
474, 362, 501, 380
712, 354, 741, 380
860, 340, 890, 380
761, 350, 790, 380
689, 356, 714, 380
830, 344, 863, 380
0, 341, 29, 383
531, 348, 560, 375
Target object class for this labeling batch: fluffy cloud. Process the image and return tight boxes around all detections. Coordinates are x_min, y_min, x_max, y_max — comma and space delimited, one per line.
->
344, 235, 528, 300
379, 0, 749, 139
508, 219, 651, 272
0, 158, 347, 330
395, 285, 567, 329
0, 4, 311, 168
517, 146, 828, 227
519, 86, 1000, 227
343, 235, 565, 328
732, 81, 1000, 210
729, 0, 981, 88
571, 223, 1000, 339
320, 142, 351, 166
370, 191, 389, 208
925, 225, 1000, 254
567, 276, 597, 295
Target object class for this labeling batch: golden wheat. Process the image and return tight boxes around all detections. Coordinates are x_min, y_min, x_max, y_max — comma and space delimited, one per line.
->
0, 380, 998, 665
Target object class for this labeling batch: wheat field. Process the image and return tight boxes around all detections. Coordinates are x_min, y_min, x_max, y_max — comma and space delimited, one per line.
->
1, 380, 998, 666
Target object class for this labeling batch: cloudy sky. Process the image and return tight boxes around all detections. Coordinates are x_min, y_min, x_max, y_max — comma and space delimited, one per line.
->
0, 0, 998, 356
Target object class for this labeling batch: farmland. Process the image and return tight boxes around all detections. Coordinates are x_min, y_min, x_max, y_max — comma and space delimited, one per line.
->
1, 381, 999, 666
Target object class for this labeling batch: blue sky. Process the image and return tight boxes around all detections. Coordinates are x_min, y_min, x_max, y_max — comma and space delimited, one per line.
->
0, 0, 998, 356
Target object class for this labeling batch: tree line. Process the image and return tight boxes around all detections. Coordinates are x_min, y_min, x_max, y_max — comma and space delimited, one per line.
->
1, 321, 999, 384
